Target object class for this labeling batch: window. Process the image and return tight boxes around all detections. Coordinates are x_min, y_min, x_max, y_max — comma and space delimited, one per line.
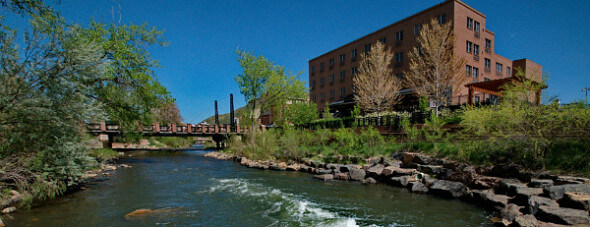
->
329, 90, 335, 98
351, 49, 357, 59
484, 78, 490, 82
351, 67, 358, 75
311, 66, 315, 74
320, 92, 325, 99
339, 54, 345, 64
473, 44, 479, 55
311, 94, 316, 101
329, 74, 334, 84
364, 44, 371, 53
396, 30, 403, 41
340, 71, 345, 82
467, 17, 473, 30
466, 41, 473, 53
320, 62, 325, 71
474, 95, 480, 103
340, 87, 345, 96
379, 37, 387, 44
473, 67, 479, 78
417, 46, 423, 56
496, 63, 503, 75
467, 65, 474, 77
485, 39, 491, 49
311, 80, 316, 89
329, 58, 334, 68
474, 21, 480, 32
395, 52, 403, 63
414, 24, 422, 35
437, 14, 447, 24
320, 77, 325, 86
506, 67, 511, 76
484, 58, 491, 69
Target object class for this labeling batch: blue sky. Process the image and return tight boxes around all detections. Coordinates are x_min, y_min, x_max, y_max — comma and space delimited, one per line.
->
4, 0, 590, 123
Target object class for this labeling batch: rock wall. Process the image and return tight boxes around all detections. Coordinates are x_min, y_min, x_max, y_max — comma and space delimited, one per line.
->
205, 151, 590, 226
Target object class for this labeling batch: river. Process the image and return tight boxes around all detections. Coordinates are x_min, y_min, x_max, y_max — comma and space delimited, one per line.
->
6, 150, 493, 226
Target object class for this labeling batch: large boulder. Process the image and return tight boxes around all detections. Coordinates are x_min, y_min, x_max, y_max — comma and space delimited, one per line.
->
527, 196, 558, 215
496, 179, 527, 196
471, 189, 511, 210
470, 176, 501, 190
366, 164, 385, 177
544, 184, 590, 200
313, 174, 334, 181
310, 160, 325, 168
512, 187, 543, 206
554, 176, 590, 185
559, 192, 590, 211
429, 180, 469, 198
339, 165, 353, 173
349, 169, 366, 181
412, 154, 431, 165
401, 152, 416, 165
536, 205, 590, 225
489, 164, 521, 179
384, 160, 401, 168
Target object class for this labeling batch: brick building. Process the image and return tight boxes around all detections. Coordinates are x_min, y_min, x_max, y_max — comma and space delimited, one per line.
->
308, 0, 542, 112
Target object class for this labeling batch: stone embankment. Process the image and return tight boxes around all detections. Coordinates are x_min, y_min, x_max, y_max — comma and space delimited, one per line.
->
204, 151, 590, 226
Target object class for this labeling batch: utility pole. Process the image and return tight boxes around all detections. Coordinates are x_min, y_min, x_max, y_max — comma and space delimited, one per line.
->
230, 94, 235, 132
583, 86, 590, 106
214, 100, 219, 126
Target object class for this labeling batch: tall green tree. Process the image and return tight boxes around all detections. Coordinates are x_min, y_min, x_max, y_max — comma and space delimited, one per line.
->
235, 50, 273, 131
261, 66, 307, 127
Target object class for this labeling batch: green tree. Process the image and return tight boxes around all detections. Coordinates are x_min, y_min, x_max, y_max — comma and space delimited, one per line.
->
261, 66, 307, 127
285, 102, 319, 126
235, 50, 273, 131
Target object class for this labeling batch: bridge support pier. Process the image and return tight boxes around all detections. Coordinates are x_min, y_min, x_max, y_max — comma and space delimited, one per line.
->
99, 133, 113, 149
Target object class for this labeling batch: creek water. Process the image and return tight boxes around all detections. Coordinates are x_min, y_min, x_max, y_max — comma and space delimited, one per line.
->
6, 150, 493, 226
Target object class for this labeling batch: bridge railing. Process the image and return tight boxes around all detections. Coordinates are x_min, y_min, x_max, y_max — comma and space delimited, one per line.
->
88, 121, 243, 135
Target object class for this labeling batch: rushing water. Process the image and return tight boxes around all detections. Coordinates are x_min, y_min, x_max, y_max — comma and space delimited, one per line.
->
6, 150, 493, 226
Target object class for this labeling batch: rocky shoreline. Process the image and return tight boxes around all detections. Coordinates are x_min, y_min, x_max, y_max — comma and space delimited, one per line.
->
204, 151, 590, 226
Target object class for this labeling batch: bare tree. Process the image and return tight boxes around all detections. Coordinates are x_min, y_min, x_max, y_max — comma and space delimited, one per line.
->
404, 19, 467, 116
353, 41, 402, 115
152, 101, 183, 125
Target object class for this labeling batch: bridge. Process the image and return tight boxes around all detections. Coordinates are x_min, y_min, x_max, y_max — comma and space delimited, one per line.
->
87, 94, 245, 149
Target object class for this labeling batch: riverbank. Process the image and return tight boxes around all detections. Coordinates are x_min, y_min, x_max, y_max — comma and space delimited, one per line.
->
205, 151, 590, 226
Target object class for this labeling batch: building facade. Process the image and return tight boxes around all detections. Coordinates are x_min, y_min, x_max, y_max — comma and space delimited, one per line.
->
308, 0, 542, 110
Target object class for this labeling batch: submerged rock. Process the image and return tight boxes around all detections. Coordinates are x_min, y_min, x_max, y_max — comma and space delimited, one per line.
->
362, 177, 377, 184
1, 207, 16, 214
313, 174, 334, 181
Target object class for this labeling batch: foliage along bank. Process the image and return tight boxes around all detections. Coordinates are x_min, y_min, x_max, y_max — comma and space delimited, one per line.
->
0, 0, 172, 208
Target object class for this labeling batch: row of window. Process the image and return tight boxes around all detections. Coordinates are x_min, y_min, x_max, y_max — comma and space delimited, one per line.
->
310, 68, 358, 89
311, 14, 447, 76
310, 88, 347, 101
466, 17, 481, 32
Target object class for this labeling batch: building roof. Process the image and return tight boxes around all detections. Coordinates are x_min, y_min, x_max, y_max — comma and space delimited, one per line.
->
309, 0, 486, 62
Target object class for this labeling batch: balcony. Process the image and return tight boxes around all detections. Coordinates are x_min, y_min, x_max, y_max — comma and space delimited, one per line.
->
473, 55, 479, 61
485, 48, 491, 53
